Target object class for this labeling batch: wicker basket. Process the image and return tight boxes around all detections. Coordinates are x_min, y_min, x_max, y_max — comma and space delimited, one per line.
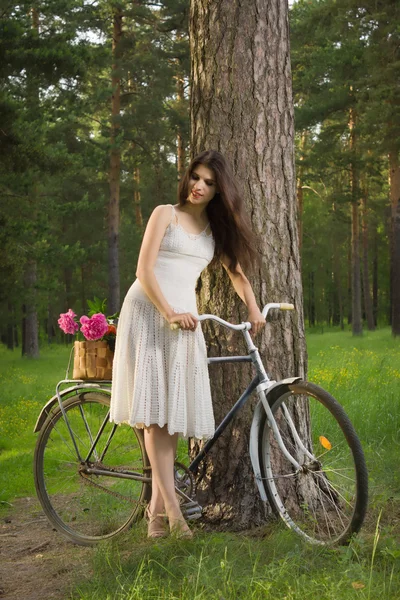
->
72, 340, 113, 380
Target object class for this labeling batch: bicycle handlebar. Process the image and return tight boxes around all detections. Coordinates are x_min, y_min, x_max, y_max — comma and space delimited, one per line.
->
170, 302, 295, 331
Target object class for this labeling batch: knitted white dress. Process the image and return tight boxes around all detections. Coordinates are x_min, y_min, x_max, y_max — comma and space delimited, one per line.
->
110, 205, 215, 440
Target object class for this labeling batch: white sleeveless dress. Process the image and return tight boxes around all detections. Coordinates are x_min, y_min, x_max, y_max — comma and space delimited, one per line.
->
110, 205, 216, 440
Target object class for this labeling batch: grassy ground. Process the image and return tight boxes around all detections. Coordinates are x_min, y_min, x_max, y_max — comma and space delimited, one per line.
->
0, 343, 72, 506
306, 328, 400, 508
0, 329, 399, 598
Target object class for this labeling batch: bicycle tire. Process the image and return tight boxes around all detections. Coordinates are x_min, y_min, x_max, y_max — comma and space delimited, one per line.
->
34, 391, 150, 546
259, 381, 368, 545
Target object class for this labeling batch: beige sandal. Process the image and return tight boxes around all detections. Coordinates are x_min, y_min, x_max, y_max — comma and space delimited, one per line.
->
169, 516, 194, 539
145, 506, 168, 539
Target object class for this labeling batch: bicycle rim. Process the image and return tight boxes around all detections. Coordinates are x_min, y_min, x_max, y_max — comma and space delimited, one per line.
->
34, 392, 150, 545
260, 381, 368, 545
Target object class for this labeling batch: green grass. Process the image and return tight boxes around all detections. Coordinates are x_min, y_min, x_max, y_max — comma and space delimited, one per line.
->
0, 343, 71, 506
72, 520, 399, 599
0, 329, 399, 598
306, 328, 400, 505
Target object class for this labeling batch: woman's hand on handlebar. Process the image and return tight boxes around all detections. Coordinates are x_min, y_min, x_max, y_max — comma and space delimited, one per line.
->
247, 308, 266, 336
168, 312, 198, 331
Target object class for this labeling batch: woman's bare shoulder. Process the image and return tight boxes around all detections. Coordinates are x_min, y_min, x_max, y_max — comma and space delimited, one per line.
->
148, 204, 173, 227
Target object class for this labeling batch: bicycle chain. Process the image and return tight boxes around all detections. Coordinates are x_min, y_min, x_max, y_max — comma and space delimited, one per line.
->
79, 461, 148, 506
79, 461, 197, 508
174, 461, 196, 500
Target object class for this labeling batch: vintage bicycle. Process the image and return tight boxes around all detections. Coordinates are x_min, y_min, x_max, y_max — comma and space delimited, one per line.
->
33, 303, 368, 547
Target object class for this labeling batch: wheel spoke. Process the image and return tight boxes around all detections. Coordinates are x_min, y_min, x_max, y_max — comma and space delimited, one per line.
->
34, 393, 148, 545
260, 382, 368, 545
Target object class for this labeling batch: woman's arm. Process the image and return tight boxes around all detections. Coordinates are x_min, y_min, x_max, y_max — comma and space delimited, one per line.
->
220, 254, 265, 335
136, 205, 197, 330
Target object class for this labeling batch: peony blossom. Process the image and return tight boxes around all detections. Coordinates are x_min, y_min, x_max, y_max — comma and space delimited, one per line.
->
80, 313, 109, 341
58, 309, 79, 335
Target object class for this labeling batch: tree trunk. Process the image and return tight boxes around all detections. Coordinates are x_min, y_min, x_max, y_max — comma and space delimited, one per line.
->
361, 183, 375, 330
22, 259, 39, 358
14, 312, 19, 348
64, 267, 73, 310
189, 0, 306, 529
153, 149, 167, 209
372, 225, 378, 327
176, 66, 186, 179
108, 8, 123, 315
296, 131, 307, 252
7, 301, 14, 350
351, 201, 362, 335
21, 7, 40, 358
347, 244, 352, 325
22, 304, 26, 355
133, 165, 143, 228
47, 301, 55, 344
349, 106, 362, 335
81, 266, 86, 315
332, 239, 343, 329
389, 150, 400, 336
332, 264, 340, 327
308, 271, 315, 327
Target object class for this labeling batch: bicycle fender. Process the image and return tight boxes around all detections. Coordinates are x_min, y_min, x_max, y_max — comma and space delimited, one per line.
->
33, 385, 111, 433
249, 377, 302, 503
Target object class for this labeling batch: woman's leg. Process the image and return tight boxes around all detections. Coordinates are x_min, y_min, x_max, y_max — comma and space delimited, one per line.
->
144, 425, 191, 534
146, 431, 178, 514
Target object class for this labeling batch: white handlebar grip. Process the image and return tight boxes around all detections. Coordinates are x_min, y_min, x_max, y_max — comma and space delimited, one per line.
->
280, 303, 295, 311
170, 323, 180, 330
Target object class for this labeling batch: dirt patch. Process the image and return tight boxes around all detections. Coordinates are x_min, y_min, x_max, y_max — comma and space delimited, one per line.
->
0, 497, 92, 600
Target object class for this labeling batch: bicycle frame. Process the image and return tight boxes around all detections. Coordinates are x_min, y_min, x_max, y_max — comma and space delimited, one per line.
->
189, 325, 267, 472
34, 304, 304, 501
34, 302, 368, 546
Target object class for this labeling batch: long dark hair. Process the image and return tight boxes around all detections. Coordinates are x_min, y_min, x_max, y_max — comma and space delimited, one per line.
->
178, 150, 258, 273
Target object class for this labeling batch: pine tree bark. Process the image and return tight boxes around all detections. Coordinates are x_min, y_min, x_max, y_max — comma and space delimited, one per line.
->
7, 301, 14, 350
389, 150, 400, 335
22, 259, 39, 358
189, 0, 306, 528
308, 271, 315, 327
47, 301, 54, 344
296, 131, 307, 252
347, 244, 352, 325
133, 165, 143, 228
349, 106, 362, 335
332, 247, 343, 328
64, 267, 73, 311
176, 69, 186, 179
81, 266, 86, 316
361, 183, 375, 330
108, 7, 123, 314
351, 200, 362, 335
22, 304, 26, 355
22, 7, 40, 358
372, 226, 378, 327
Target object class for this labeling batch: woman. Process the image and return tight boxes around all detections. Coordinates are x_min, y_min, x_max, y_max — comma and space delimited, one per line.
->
110, 150, 265, 538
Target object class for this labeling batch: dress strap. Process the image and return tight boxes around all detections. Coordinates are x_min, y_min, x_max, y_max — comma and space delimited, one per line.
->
170, 204, 179, 225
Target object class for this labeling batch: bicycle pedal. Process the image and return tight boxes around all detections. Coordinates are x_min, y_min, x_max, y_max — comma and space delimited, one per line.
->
181, 502, 203, 520
187, 514, 202, 521
180, 500, 199, 508
185, 510, 202, 521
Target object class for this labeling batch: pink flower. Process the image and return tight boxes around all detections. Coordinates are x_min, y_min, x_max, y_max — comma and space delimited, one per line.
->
80, 313, 109, 341
58, 309, 79, 335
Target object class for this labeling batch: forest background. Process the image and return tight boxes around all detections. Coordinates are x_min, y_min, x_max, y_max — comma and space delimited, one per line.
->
1, 0, 400, 356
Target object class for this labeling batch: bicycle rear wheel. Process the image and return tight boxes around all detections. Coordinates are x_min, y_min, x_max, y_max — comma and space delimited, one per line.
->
259, 381, 368, 545
34, 392, 150, 546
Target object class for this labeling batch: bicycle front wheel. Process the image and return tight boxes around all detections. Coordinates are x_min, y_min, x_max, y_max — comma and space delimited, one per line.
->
259, 381, 368, 545
34, 392, 150, 546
